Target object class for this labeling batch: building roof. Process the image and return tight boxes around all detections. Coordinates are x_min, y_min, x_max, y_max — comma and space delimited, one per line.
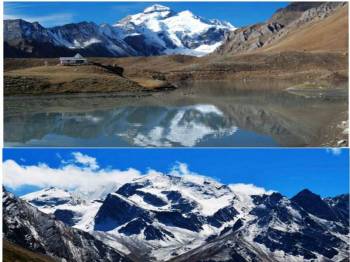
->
59, 53, 87, 60
74, 53, 84, 59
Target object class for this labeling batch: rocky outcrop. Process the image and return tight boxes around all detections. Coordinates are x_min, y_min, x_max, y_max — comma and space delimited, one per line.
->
215, 2, 347, 55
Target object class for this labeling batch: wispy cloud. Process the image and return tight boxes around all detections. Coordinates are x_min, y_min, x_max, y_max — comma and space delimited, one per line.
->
71, 152, 99, 170
4, 13, 74, 27
3, 158, 141, 193
229, 183, 274, 196
4, 2, 74, 26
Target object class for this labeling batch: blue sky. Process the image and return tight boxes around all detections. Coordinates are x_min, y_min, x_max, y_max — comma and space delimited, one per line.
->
4, 2, 289, 27
3, 148, 349, 198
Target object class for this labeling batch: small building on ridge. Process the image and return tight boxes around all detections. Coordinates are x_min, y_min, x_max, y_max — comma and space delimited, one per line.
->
59, 53, 88, 65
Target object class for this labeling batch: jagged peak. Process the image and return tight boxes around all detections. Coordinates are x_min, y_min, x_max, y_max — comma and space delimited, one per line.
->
292, 188, 320, 200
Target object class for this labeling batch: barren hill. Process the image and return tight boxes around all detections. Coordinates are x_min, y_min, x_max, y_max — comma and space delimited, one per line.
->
216, 2, 348, 55
263, 3, 348, 52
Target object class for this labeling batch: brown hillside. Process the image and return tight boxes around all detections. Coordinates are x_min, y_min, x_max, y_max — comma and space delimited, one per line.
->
3, 239, 55, 262
263, 5, 348, 52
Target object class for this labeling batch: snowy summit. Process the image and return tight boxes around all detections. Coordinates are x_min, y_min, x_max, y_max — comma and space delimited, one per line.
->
114, 4, 236, 56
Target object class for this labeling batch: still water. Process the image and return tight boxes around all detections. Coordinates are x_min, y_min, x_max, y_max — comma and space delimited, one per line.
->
4, 82, 347, 147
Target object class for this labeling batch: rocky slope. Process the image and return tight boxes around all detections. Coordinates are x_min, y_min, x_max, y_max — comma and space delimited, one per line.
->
10, 173, 349, 262
4, 19, 138, 58
4, 4, 234, 58
215, 2, 348, 55
3, 189, 132, 262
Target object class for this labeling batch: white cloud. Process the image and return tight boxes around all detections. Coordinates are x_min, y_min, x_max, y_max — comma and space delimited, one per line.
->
3, 155, 272, 199
170, 162, 193, 176
3, 159, 142, 193
4, 13, 74, 26
229, 183, 274, 196
71, 152, 99, 170
326, 148, 342, 156
169, 162, 224, 186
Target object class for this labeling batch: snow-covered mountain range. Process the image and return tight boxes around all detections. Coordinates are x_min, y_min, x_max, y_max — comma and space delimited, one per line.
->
4, 173, 349, 262
4, 4, 235, 58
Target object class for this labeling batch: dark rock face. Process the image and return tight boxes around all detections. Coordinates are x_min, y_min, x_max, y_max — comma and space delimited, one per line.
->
117, 183, 167, 207
254, 228, 340, 259
208, 206, 238, 227
123, 34, 164, 56
250, 192, 302, 227
118, 218, 148, 236
30, 197, 71, 206
94, 193, 149, 231
155, 211, 203, 232
117, 215, 175, 240
140, 191, 167, 207
324, 194, 350, 225
53, 209, 77, 227
3, 190, 132, 262
249, 190, 348, 261
118, 213, 174, 240
144, 225, 174, 241
291, 189, 338, 221
117, 182, 149, 197
163, 190, 197, 212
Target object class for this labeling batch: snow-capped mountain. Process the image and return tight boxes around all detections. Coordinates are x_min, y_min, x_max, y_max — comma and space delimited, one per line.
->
4, 19, 138, 57
13, 173, 349, 262
4, 4, 235, 58
114, 4, 235, 56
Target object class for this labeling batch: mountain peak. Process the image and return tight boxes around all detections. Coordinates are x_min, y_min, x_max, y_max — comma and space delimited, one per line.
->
292, 189, 338, 221
143, 4, 172, 14
292, 188, 318, 199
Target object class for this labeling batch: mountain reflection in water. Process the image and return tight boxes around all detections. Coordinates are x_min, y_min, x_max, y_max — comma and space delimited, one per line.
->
4, 83, 347, 147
